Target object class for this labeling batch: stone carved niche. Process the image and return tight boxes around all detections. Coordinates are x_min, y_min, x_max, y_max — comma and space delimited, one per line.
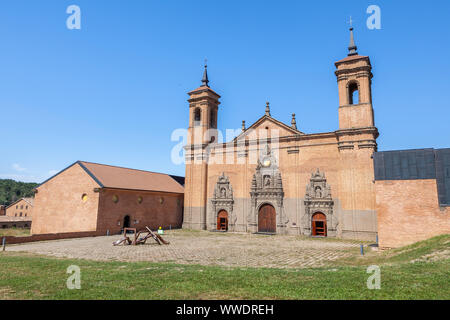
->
248, 144, 287, 234
302, 169, 338, 236
210, 173, 235, 231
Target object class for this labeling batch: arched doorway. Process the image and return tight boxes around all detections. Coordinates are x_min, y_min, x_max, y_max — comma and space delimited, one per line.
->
258, 204, 276, 233
123, 215, 130, 228
217, 210, 228, 231
312, 213, 327, 236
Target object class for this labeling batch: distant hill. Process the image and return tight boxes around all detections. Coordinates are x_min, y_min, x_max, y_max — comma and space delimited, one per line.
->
0, 179, 38, 207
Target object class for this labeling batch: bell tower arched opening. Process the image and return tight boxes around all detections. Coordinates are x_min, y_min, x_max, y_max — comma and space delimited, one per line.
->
348, 81, 359, 105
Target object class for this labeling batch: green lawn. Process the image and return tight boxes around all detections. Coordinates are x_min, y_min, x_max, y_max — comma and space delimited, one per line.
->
0, 235, 448, 300
0, 228, 30, 237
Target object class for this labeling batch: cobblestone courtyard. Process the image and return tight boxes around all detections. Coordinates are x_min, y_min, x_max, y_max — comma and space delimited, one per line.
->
8, 230, 365, 269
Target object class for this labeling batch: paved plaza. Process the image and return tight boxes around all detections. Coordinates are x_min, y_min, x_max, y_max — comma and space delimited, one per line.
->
7, 230, 364, 269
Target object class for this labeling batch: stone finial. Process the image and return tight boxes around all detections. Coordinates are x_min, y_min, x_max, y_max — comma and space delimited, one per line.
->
242, 120, 246, 131
265, 102, 271, 116
291, 113, 297, 129
201, 59, 209, 87
347, 18, 358, 56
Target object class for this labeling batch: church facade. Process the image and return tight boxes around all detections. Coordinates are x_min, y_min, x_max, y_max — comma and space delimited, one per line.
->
183, 28, 380, 240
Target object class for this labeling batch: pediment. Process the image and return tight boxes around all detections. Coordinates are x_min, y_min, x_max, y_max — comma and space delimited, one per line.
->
234, 115, 304, 142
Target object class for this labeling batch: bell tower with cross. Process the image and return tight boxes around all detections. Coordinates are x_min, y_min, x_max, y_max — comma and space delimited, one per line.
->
335, 20, 375, 130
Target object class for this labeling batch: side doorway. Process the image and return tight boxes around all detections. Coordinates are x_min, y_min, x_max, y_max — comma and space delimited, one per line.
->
312, 212, 327, 236
123, 215, 131, 228
217, 210, 228, 231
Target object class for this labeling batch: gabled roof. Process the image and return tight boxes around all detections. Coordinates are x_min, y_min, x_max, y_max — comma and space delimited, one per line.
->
38, 161, 184, 194
233, 114, 304, 142
23, 198, 34, 206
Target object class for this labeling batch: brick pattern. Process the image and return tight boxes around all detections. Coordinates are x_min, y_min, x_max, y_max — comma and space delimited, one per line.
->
96, 189, 183, 234
376, 179, 450, 248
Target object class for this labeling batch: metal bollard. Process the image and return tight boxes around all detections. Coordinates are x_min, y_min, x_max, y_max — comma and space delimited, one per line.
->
2, 237, 6, 251
106, 229, 110, 236
360, 244, 364, 256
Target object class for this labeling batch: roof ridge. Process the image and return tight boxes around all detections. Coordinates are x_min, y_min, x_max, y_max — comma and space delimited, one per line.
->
5, 197, 30, 209
79, 161, 180, 177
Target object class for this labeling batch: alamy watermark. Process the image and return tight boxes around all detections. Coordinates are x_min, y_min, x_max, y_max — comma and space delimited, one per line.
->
66, 5, 81, 30
66, 265, 81, 290
366, 265, 381, 289
171, 128, 281, 166
366, 5, 381, 30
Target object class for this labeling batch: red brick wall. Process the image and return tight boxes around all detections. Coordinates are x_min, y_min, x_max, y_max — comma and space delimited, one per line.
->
376, 179, 450, 248
3, 231, 103, 245
96, 189, 184, 234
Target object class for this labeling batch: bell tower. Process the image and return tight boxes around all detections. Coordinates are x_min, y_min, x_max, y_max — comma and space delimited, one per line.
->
183, 63, 221, 230
335, 26, 375, 129
187, 63, 220, 146
335, 25, 378, 219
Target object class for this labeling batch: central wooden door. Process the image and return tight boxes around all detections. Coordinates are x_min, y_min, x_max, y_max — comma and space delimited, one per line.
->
312, 213, 327, 236
217, 210, 228, 231
258, 204, 276, 233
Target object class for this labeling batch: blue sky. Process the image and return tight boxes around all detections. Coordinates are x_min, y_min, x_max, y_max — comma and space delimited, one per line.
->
0, 0, 449, 182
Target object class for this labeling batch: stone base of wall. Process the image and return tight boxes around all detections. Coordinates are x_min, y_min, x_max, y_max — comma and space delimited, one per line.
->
341, 230, 377, 241
182, 222, 206, 230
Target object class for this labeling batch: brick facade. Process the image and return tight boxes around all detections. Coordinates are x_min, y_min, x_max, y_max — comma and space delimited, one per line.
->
96, 188, 183, 235
5, 198, 33, 218
376, 179, 450, 248
183, 42, 379, 240
31, 163, 100, 235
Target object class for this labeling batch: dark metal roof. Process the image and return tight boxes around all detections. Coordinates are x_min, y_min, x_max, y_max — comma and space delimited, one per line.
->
374, 148, 450, 206
435, 149, 450, 206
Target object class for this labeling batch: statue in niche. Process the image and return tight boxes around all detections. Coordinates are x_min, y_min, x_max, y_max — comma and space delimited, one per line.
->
315, 186, 322, 198
264, 176, 271, 187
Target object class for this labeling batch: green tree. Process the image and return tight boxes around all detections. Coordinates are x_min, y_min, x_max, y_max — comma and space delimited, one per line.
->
0, 179, 38, 206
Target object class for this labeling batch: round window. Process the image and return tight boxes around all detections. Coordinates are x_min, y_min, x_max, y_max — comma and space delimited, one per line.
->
159, 197, 164, 204
138, 196, 143, 204
112, 195, 119, 203
82, 194, 88, 202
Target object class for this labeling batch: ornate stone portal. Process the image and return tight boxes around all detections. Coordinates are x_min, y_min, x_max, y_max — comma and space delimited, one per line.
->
302, 169, 337, 237
210, 173, 235, 231
248, 144, 287, 234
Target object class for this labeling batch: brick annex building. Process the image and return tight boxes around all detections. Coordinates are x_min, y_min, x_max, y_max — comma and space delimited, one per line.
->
32, 161, 184, 235
183, 28, 450, 247
5, 198, 34, 218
